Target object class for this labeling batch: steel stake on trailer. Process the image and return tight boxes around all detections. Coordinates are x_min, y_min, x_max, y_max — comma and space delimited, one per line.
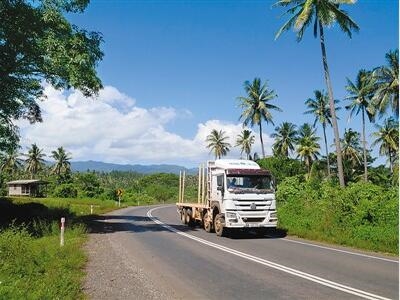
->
198, 165, 201, 204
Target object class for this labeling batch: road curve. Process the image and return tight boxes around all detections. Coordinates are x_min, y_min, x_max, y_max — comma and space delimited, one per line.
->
101, 205, 398, 300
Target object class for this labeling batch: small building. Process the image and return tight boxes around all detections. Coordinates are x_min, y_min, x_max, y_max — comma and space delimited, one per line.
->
6, 180, 48, 197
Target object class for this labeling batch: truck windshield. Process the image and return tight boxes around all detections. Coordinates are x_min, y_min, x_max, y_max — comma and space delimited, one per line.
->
226, 175, 274, 193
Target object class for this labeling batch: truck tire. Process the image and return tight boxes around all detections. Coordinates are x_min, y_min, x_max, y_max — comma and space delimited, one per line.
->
186, 209, 195, 227
180, 209, 187, 224
214, 214, 226, 237
203, 212, 213, 233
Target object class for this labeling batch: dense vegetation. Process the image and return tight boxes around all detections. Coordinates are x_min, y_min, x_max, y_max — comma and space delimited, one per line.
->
276, 176, 398, 254
0, 196, 120, 299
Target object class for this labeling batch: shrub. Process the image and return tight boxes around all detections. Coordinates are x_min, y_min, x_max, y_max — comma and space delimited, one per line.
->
53, 184, 78, 198
276, 177, 398, 254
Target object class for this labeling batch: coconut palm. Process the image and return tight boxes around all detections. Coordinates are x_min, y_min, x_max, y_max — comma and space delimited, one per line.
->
340, 129, 362, 167
304, 90, 340, 176
271, 122, 298, 157
296, 123, 320, 174
24, 143, 46, 179
51, 147, 72, 176
0, 149, 22, 175
235, 129, 255, 159
372, 49, 399, 119
206, 129, 231, 160
238, 78, 282, 158
274, 0, 359, 187
345, 69, 376, 181
371, 118, 399, 173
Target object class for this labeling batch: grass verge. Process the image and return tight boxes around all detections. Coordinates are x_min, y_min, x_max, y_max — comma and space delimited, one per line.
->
0, 196, 124, 299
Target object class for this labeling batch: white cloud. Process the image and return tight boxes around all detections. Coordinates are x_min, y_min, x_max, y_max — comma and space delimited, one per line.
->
17, 85, 274, 167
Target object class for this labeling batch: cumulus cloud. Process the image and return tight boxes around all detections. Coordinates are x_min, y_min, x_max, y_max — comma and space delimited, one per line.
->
17, 85, 274, 166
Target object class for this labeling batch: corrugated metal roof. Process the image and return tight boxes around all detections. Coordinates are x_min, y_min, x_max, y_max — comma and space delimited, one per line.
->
6, 180, 47, 185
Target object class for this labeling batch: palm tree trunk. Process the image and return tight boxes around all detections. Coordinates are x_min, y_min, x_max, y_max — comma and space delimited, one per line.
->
259, 122, 266, 158
322, 122, 331, 176
389, 148, 393, 174
361, 108, 368, 181
319, 22, 345, 187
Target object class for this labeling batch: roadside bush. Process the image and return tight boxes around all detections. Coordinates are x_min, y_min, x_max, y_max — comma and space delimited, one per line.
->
276, 177, 398, 254
53, 183, 78, 198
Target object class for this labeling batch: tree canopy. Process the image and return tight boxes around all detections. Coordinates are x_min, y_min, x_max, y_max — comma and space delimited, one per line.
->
0, 0, 103, 153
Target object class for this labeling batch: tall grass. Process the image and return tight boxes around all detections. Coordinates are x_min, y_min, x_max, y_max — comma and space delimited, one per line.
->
0, 196, 123, 299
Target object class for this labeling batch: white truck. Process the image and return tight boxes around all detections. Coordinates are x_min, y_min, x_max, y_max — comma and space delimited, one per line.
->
177, 159, 277, 237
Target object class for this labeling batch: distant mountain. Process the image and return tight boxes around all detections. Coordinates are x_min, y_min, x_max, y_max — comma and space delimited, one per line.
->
70, 160, 197, 175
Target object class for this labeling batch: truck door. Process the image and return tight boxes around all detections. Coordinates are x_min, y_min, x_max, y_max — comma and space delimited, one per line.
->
211, 174, 224, 201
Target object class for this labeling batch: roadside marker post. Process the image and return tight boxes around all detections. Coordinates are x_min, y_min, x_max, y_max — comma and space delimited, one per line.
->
90, 205, 93, 214
60, 217, 65, 247
116, 189, 123, 207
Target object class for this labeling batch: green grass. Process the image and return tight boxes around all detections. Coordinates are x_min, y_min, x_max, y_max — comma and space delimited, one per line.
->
0, 196, 127, 299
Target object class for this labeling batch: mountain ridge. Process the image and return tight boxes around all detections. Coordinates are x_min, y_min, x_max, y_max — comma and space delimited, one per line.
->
70, 160, 197, 175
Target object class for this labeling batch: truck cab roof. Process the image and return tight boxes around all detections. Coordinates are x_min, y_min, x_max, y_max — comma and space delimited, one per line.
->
212, 159, 260, 170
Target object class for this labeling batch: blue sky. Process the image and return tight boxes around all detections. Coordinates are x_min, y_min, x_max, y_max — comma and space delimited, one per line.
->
20, 0, 399, 167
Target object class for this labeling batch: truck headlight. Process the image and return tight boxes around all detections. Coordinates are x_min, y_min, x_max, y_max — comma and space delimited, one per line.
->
226, 212, 237, 219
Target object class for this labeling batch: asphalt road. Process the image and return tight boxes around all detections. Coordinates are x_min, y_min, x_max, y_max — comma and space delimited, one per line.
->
102, 205, 398, 300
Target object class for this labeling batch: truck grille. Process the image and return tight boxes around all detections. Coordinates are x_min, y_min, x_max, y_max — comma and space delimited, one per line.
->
233, 200, 272, 211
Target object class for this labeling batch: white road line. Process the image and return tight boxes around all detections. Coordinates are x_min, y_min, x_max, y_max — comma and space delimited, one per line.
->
147, 207, 391, 300
275, 237, 398, 264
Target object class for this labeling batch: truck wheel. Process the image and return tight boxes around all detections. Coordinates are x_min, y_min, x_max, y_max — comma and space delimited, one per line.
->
186, 209, 195, 227
203, 213, 213, 233
181, 209, 187, 224
214, 214, 226, 237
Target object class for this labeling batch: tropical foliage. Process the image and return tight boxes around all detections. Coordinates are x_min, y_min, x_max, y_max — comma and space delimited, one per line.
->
345, 70, 376, 181
24, 144, 46, 179
271, 122, 297, 157
274, 0, 359, 187
372, 49, 399, 118
371, 118, 399, 173
296, 123, 320, 174
0, 0, 103, 153
235, 130, 255, 159
304, 90, 338, 175
238, 78, 281, 158
206, 129, 231, 159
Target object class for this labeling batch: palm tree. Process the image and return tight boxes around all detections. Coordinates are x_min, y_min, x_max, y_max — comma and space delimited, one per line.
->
345, 70, 376, 181
340, 129, 363, 183
304, 90, 340, 176
238, 78, 282, 158
296, 123, 320, 174
51, 147, 72, 176
24, 143, 46, 179
206, 129, 231, 160
235, 129, 255, 159
371, 118, 399, 173
274, 0, 359, 187
271, 122, 298, 157
0, 149, 22, 175
341, 129, 362, 167
372, 49, 399, 119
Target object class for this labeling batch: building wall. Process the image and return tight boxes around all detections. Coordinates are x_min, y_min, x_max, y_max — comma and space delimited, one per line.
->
8, 184, 33, 196
8, 185, 22, 196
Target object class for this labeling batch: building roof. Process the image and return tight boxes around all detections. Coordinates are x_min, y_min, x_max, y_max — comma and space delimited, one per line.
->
6, 179, 48, 185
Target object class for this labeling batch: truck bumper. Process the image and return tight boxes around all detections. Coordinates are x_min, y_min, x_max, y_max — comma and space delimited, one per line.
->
224, 211, 277, 228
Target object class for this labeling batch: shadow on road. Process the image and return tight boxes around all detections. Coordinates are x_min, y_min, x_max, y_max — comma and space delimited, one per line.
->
84, 212, 287, 240
84, 214, 199, 235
